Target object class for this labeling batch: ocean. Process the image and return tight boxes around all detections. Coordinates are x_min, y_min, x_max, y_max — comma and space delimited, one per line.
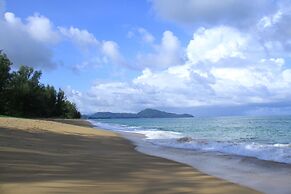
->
90, 116, 291, 164
89, 116, 291, 194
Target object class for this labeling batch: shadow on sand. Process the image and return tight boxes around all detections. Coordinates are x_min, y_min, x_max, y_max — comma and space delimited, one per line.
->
0, 126, 260, 194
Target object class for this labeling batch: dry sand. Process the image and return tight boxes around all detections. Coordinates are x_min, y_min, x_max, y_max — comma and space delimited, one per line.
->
0, 117, 260, 194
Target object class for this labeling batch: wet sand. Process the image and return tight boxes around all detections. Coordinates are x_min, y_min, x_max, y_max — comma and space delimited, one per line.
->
0, 118, 260, 194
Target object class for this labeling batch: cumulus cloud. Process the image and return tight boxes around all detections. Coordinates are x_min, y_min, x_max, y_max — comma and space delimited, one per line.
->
210, 59, 291, 105
101, 40, 127, 67
185, 25, 291, 106
186, 26, 249, 64
73, 62, 291, 114
0, 11, 128, 70
26, 13, 60, 43
3, 3, 291, 115
56, 1, 291, 115
59, 26, 128, 69
59, 26, 99, 49
65, 82, 145, 113
68, 23, 291, 114
136, 30, 183, 69
4, 12, 60, 43
0, 12, 58, 68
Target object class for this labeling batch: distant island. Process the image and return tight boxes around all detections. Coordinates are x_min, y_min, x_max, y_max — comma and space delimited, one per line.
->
85, 108, 194, 119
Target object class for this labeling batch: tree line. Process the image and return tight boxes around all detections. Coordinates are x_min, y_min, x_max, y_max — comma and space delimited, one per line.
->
0, 51, 81, 118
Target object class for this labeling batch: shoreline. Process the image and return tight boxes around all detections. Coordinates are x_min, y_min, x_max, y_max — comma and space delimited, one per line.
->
89, 119, 291, 194
133, 137, 291, 194
0, 117, 260, 193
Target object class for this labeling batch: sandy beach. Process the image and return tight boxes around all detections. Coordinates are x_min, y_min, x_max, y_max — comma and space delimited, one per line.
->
0, 118, 260, 194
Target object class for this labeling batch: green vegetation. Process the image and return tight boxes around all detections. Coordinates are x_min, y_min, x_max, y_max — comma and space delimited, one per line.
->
87, 108, 193, 119
0, 51, 81, 119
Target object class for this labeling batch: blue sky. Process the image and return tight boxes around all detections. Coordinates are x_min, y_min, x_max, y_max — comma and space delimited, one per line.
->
1, 0, 291, 115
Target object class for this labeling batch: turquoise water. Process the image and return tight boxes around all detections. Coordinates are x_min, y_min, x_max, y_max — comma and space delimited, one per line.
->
90, 116, 291, 163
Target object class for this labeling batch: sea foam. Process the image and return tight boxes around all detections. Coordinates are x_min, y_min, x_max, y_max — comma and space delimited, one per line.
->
89, 119, 291, 164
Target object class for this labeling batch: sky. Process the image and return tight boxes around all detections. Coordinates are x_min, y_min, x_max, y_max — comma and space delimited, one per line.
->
1, 0, 291, 116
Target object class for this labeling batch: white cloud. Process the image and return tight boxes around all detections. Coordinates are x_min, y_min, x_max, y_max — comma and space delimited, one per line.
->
59, 26, 128, 69
59, 26, 98, 48
136, 30, 183, 69
4, 12, 20, 24
257, 10, 283, 29
101, 40, 127, 67
186, 26, 249, 64
65, 82, 144, 113
69, 23, 291, 114
0, 12, 58, 68
282, 69, 291, 84
0, 11, 128, 70
4, 12, 59, 43
2, 5, 291, 115
26, 13, 60, 43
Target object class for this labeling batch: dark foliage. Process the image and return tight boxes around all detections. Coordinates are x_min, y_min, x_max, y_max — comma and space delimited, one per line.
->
0, 51, 81, 118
